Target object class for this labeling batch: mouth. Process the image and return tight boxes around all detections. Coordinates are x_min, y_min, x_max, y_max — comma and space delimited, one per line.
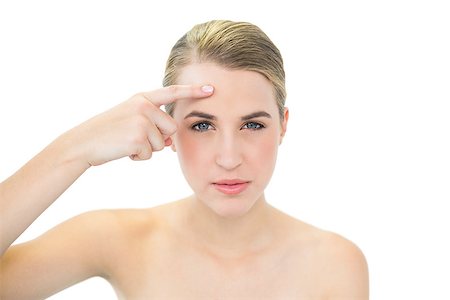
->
212, 179, 250, 195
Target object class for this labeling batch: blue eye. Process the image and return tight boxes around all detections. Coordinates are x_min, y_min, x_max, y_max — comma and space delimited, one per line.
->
242, 122, 264, 130
192, 122, 213, 132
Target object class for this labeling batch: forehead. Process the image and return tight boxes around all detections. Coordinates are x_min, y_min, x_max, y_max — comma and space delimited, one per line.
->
173, 63, 277, 119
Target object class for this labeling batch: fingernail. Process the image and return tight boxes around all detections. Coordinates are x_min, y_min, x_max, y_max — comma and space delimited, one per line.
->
201, 85, 214, 93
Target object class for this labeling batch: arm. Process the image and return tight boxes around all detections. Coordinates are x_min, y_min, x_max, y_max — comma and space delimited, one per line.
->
0, 132, 90, 256
0, 85, 214, 298
0, 210, 116, 299
0, 85, 213, 255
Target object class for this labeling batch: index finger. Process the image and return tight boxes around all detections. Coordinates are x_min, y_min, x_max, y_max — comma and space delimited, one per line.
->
142, 85, 214, 107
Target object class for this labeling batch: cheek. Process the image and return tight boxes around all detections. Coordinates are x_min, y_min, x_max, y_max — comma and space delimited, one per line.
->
247, 133, 279, 172
175, 131, 213, 175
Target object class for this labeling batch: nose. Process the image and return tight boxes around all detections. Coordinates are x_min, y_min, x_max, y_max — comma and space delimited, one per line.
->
215, 131, 243, 170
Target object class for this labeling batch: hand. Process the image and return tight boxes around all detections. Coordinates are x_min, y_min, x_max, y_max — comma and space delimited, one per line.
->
63, 85, 214, 167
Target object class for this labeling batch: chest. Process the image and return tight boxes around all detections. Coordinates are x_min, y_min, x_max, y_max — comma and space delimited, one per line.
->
110, 242, 320, 299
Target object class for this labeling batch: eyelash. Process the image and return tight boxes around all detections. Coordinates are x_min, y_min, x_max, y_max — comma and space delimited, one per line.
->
191, 121, 265, 132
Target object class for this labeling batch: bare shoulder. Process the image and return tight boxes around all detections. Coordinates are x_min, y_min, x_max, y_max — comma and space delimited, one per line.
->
75, 207, 160, 247
85, 203, 177, 245
55, 208, 159, 262
289, 219, 369, 299
319, 230, 369, 294
52, 208, 153, 239
0, 208, 155, 299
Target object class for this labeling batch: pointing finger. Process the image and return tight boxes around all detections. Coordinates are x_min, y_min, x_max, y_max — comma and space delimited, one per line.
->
141, 85, 214, 107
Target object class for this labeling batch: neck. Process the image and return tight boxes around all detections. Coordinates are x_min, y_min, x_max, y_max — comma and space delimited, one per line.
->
181, 193, 278, 259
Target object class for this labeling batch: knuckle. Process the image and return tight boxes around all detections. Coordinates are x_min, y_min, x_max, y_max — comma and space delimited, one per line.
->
130, 135, 147, 148
142, 150, 152, 160
131, 92, 147, 103
167, 120, 178, 134
133, 115, 148, 129
130, 143, 153, 160
153, 142, 164, 151
134, 96, 154, 113
173, 85, 196, 98
151, 134, 165, 151
167, 85, 177, 94
127, 129, 148, 147
128, 93, 155, 112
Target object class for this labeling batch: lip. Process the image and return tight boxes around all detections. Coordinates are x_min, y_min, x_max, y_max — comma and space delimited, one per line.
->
212, 179, 250, 195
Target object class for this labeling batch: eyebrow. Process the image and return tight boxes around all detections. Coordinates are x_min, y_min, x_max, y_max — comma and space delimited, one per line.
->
184, 110, 272, 121
241, 111, 272, 121
184, 111, 216, 120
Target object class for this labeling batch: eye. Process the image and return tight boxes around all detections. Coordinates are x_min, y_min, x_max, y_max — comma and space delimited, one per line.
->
192, 121, 214, 132
242, 122, 265, 130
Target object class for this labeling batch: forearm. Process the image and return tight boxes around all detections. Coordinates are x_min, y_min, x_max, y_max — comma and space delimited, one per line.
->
0, 132, 90, 255
0, 85, 213, 256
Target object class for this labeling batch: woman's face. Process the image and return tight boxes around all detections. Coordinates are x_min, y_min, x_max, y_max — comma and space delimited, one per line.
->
172, 63, 288, 218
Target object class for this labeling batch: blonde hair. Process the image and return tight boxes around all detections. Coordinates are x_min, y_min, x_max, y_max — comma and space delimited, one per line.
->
163, 20, 286, 120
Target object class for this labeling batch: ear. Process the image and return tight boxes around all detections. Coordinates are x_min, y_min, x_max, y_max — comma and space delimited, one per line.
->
279, 107, 289, 145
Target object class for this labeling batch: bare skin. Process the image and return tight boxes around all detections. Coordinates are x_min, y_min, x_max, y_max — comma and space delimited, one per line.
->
0, 200, 368, 299
0, 67, 368, 299
107, 198, 368, 299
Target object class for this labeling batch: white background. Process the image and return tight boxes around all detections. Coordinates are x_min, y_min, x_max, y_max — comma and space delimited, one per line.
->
1, 0, 449, 299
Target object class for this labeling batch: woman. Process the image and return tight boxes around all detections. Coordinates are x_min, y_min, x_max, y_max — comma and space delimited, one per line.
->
0, 20, 369, 299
